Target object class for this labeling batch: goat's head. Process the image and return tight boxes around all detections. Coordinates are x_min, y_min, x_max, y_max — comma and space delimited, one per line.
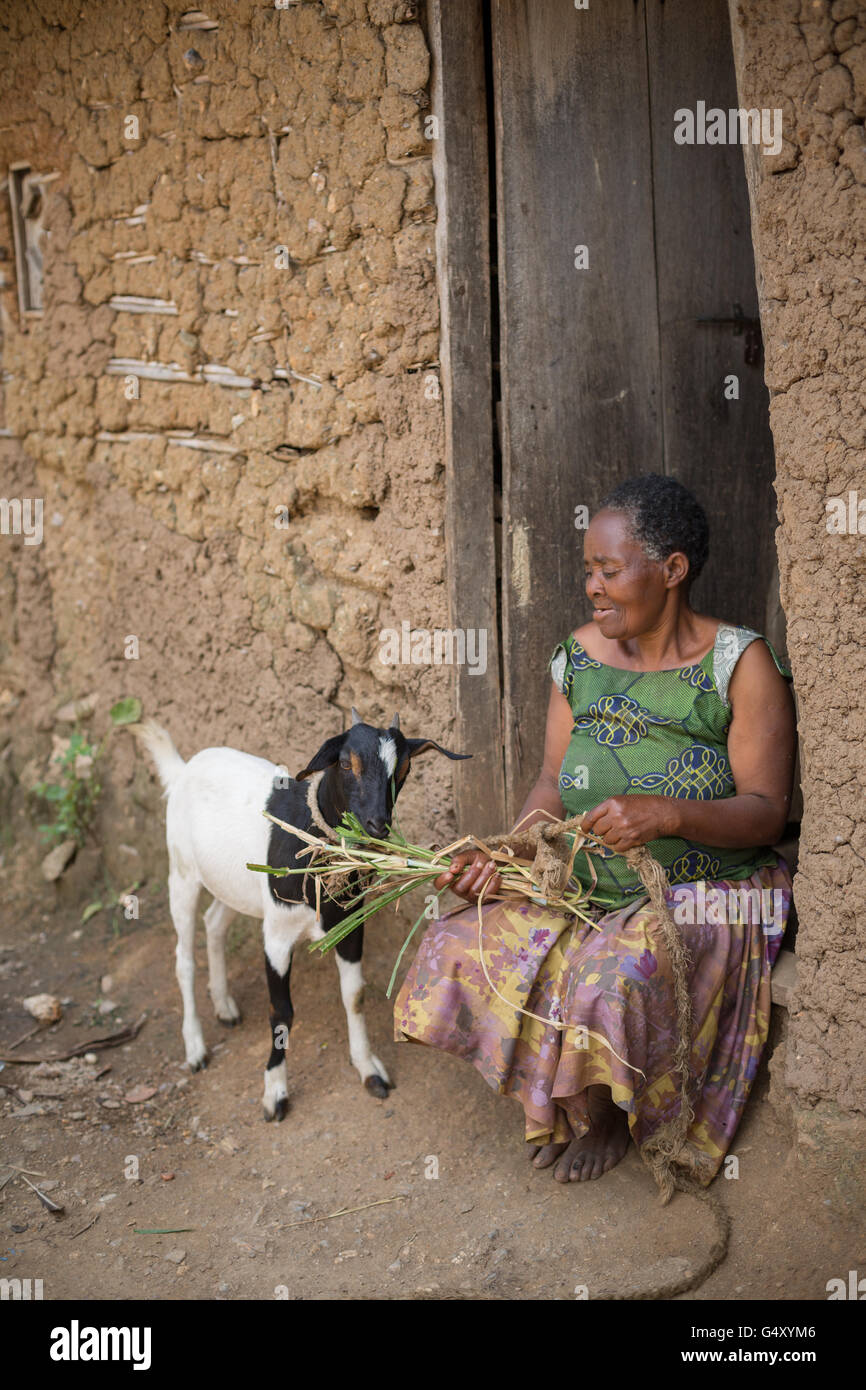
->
295, 708, 471, 838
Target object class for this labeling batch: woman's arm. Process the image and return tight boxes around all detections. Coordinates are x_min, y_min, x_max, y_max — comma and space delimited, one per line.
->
582, 640, 796, 852
435, 682, 573, 900
512, 682, 571, 829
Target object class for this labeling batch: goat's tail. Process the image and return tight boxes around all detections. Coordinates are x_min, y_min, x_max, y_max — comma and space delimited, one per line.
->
129, 718, 186, 796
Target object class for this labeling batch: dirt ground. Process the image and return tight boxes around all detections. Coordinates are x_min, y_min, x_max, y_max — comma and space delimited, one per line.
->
1, 858, 863, 1303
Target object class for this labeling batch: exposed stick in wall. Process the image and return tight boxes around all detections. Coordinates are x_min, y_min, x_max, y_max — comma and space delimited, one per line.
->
109, 296, 178, 314
275, 366, 323, 389
96, 430, 243, 456
260, 116, 287, 214
112, 205, 149, 226
177, 9, 218, 30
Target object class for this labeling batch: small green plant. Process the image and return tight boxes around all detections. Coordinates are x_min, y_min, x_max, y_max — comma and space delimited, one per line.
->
32, 696, 143, 846
81, 877, 142, 942
33, 731, 104, 846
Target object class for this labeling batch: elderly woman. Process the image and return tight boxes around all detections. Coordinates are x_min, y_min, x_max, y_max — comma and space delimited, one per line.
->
394, 474, 796, 1188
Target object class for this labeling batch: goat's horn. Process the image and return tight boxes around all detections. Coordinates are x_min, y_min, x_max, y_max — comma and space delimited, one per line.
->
391, 712, 400, 730
351, 706, 362, 726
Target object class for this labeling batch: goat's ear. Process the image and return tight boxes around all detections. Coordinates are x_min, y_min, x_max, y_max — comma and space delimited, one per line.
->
295, 733, 347, 781
403, 738, 472, 762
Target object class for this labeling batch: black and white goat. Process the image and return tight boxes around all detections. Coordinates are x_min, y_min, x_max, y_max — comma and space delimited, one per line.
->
132, 712, 468, 1120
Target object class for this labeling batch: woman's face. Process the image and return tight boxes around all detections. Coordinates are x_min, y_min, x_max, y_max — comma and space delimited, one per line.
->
583, 509, 681, 640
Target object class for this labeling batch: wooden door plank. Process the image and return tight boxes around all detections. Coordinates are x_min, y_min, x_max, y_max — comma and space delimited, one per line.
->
646, 0, 779, 637
428, 0, 507, 834
493, 0, 663, 821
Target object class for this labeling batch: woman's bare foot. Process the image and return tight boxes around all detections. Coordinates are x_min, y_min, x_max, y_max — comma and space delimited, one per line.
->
552, 1085, 630, 1183
527, 1140, 569, 1169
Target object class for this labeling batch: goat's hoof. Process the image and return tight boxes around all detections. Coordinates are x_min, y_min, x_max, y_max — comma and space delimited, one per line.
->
213, 994, 241, 1025
364, 1074, 391, 1100
186, 1048, 209, 1072
264, 1097, 289, 1123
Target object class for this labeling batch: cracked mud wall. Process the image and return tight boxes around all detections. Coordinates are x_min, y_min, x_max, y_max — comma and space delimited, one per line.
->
729, 0, 866, 1145
0, 0, 457, 872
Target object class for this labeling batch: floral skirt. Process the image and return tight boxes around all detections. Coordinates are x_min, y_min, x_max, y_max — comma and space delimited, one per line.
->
394, 859, 791, 1184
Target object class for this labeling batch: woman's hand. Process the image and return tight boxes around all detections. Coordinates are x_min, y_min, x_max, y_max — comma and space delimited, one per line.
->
581, 795, 674, 852
434, 850, 502, 902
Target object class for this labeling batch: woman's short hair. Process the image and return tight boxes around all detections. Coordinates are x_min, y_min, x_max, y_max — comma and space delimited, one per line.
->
599, 474, 710, 582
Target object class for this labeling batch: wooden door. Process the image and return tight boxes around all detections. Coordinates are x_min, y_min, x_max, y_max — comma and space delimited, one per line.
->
492, 0, 779, 820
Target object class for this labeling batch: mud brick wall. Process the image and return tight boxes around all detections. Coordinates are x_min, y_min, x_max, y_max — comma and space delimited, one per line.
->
729, 0, 866, 1149
0, 0, 458, 869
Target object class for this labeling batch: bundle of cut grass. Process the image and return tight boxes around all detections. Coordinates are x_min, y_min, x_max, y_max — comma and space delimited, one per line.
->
247, 809, 607, 997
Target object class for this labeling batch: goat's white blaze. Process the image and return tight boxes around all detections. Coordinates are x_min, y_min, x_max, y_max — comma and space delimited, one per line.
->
378, 735, 397, 778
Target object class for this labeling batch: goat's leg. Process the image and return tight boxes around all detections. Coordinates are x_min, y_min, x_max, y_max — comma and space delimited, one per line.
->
169, 867, 207, 1071
335, 926, 392, 1098
203, 897, 241, 1025
262, 910, 298, 1122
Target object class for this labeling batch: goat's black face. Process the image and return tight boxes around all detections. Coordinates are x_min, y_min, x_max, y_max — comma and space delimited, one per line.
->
296, 712, 470, 839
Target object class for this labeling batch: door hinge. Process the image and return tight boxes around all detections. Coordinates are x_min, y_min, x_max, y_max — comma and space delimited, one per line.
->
696, 302, 762, 365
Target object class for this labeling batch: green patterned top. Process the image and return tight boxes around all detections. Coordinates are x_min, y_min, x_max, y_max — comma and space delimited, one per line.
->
549, 624, 791, 907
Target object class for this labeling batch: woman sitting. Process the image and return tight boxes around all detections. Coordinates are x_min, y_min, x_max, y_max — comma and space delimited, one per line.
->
395, 474, 796, 1190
